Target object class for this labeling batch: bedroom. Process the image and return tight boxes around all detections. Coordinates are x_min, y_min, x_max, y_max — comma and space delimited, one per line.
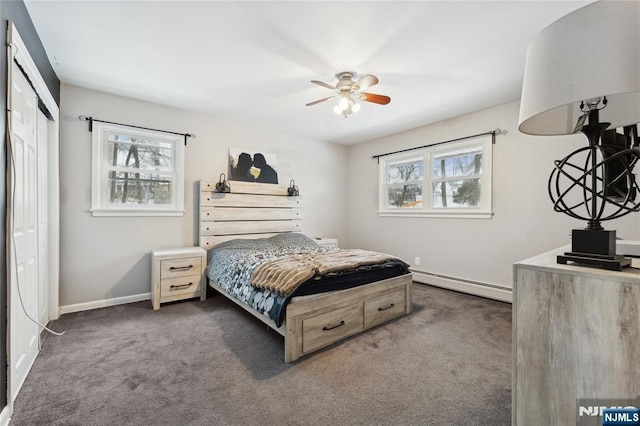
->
2, 0, 639, 425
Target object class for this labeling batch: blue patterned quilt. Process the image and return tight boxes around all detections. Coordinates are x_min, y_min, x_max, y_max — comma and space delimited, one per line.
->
206, 233, 334, 327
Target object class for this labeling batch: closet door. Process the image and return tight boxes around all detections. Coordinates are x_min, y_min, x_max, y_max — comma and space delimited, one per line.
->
9, 62, 40, 402
37, 111, 49, 325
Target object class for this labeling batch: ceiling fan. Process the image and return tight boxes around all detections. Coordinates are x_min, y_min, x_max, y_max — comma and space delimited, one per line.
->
306, 72, 391, 117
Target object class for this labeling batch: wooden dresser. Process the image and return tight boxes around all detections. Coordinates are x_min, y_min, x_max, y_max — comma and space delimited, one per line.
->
513, 247, 640, 425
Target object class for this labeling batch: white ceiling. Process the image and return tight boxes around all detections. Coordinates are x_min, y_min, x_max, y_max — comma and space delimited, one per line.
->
24, 0, 591, 145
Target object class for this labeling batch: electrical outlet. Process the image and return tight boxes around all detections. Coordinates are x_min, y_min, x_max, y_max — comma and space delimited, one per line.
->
414, 257, 421, 266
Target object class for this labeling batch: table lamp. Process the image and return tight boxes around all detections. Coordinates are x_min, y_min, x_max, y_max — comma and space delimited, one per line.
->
518, 0, 640, 270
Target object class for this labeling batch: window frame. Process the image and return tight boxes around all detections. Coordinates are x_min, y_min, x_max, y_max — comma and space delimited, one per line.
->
378, 135, 493, 218
90, 122, 185, 217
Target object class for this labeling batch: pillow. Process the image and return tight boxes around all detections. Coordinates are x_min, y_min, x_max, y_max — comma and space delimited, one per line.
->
268, 233, 319, 249
212, 237, 272, 251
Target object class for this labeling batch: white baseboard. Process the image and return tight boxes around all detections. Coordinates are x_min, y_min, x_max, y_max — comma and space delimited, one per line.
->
1, 405, 10, 426
59, 293, 151, 315
411, 270, 512, 303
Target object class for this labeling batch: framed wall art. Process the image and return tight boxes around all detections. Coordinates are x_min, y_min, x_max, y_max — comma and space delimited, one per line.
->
228, 149, 279, 184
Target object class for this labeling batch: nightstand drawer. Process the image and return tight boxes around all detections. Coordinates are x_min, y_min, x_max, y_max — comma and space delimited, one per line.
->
160, 274, 202, 298
161, 257, 202, 278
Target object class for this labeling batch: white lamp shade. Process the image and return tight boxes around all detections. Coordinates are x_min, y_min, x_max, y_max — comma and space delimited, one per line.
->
518, 1, 640, 136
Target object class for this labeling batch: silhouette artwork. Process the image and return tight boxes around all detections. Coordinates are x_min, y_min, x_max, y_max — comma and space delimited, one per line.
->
253, 153, 278, 184
228, 149, 279, 184
230, 152, 253, 182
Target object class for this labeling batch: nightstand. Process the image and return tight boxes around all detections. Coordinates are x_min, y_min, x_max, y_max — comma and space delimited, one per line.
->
315, 237, 338, 248
151, 246, 207, 310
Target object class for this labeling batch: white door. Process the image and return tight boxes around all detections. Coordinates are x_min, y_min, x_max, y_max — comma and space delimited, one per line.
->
9, 62, 40, 403
37, 111, 49, 325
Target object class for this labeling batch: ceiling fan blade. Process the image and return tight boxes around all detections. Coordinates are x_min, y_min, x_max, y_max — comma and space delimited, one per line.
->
311, 80, 335, 90
358, 92, 390, 105
353, 75, 379, 91
305, 96, 336, 107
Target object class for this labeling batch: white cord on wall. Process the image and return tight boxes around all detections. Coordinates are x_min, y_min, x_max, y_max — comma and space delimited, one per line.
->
6, 42, 64, 337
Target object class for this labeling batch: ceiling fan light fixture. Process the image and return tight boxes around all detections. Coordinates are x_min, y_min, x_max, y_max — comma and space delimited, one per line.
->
333, 93, 360, 118
338, 95, 350, 110
307, 71, 389, 117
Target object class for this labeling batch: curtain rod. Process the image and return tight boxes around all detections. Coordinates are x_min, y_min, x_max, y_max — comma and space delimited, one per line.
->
371, 128, 505, 162
79, 115, 196, 145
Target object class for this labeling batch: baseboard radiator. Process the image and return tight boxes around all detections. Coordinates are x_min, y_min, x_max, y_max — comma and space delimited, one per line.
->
411, 269, 512, 303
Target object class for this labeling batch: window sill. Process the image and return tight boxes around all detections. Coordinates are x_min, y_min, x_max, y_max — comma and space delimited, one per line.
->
378, 211, 493, 219
90, 209, 185, 217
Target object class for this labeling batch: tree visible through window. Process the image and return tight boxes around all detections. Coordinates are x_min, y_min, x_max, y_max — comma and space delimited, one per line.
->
107, 134, 174, 205
385, 156, 423, 208
432, 146, 483, 208
378, 135, 492, 217
91, 122, 184, 216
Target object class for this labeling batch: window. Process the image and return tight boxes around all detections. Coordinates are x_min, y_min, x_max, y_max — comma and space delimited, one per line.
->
91, 122, 185, 216
379, 135, 492, 218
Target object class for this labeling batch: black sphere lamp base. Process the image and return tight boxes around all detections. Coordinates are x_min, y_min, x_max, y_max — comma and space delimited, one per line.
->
557, 229, 630, 271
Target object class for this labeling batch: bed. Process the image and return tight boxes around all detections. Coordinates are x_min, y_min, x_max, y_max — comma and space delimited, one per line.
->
199, 179, 413, 362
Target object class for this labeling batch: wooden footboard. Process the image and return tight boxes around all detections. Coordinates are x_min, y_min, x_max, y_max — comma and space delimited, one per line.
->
208, 273, 412, 362
284, 273, 412, 362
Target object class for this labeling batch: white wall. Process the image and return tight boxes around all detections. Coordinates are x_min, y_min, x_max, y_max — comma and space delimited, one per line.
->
60, 87, 640, 305
346, 100, 640, 289
59, 84, 348, 307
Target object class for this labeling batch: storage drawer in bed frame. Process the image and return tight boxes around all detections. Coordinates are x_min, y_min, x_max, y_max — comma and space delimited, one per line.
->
302, 303, 364, 354
364, 287, 406, 328
285, 274, 412, 362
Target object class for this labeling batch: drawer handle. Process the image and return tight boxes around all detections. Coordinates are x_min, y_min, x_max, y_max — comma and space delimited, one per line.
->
170, 282, 193, 291
322, 320, 345, 331
378, 303, 395, 312
169, 264, 193, 271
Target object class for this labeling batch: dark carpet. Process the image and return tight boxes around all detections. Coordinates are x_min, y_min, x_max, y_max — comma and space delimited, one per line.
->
11, 283, 512, 425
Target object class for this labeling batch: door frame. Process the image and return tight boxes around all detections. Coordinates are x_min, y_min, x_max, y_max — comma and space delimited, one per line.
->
7, 22, 60, 408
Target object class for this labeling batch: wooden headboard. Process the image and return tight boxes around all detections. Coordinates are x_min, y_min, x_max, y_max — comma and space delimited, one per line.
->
199, 179, 302, 250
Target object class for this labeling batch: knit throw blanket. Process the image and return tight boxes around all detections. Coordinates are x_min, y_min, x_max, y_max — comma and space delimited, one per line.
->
251, 249, 399, 296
